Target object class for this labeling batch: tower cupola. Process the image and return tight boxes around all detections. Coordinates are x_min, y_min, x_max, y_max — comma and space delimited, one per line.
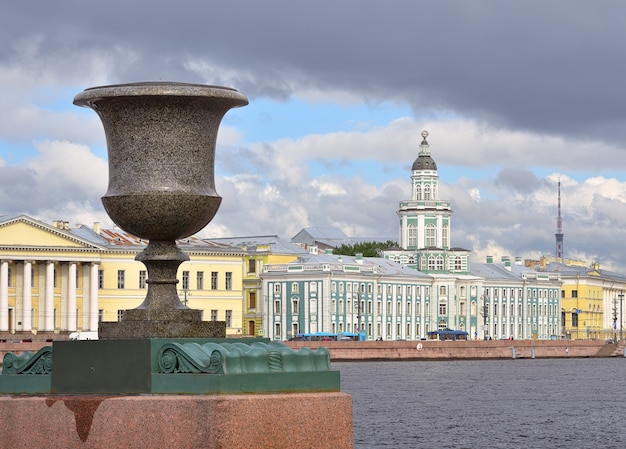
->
411, 130, 437, 171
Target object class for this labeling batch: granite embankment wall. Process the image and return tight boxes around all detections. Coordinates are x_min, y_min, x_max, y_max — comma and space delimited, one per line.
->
286, 339, 626, 361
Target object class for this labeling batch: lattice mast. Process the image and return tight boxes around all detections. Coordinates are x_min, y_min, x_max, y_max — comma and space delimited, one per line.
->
555, 178, 564, 262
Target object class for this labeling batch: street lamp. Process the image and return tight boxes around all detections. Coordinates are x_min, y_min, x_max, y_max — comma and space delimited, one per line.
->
179, 288, 191, 307
612, 297, 618, 344
617, 290, 624, 340
355, 292, 362, 333
480, 293, 489, 340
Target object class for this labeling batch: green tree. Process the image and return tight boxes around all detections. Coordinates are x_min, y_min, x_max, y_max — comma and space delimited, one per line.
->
332, 240, 397, 257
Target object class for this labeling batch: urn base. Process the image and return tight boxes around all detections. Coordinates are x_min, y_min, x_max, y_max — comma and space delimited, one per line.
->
99, 319, 226, 339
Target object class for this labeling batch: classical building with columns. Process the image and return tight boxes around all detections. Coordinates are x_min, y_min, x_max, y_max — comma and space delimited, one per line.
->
0, 216, 101, 337
0, 215, 248, 340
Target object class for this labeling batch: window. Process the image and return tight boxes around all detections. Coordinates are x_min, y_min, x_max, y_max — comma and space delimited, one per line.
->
274, 284, 281, 294
572, 290, 578, 298
292, 299, 299, 314
248, 259, 256, 274
274, 300, 281, 314
442, 223, 449, 249
98, 309, 104, 322
408, 223, 417, 248
197, 272, 204, 290
425, 224, 436, 247
98, 270, 104, 289
274, 323, 281, 339
182, 271, 189, 290
225, 272, 232, 290
291, 282, 299, 293
211, 310, 218, 321
117, 270, 125, 289
249, 291, 256, 309
211, 272, 218, 290
139, 270, 147, 289
439, 303, 447, 315
117, 310, 124, 321
572, 312, 578, 327
225, 310, 232, 327
439, 286, 447, 295
460, 301, 466, 315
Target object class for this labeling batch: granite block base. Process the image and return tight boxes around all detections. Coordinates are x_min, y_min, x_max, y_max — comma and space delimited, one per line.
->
99, 318, 225, 339
0, 393, 353, 449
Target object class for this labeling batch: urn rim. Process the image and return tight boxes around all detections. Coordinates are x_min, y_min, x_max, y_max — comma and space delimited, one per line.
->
73, 81, 248, 107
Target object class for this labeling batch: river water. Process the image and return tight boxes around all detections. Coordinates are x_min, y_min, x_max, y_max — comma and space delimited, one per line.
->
336, 358, 626, 449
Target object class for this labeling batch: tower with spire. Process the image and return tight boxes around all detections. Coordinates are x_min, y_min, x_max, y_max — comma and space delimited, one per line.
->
386, 131, 471, 273
555, 178, 564, 262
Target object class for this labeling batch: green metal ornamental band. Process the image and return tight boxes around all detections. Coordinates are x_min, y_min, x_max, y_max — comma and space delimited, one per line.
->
0, 338, 340, 395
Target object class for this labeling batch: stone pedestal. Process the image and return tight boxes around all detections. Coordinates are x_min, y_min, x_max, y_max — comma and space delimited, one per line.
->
0, 393, 353, 448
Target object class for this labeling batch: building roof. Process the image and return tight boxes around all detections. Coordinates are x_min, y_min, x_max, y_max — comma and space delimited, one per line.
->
291, 226, 395, 249
471, 262, 531, 281
206, 235, 308, 256
540, 262, 626, 282
294, 253, 432, 278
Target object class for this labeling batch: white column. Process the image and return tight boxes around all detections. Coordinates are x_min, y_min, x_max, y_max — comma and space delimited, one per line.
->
68, 263, 77, 332
45, 262, 55, 331
0, 260, 8, 331
22, 261, 32, 331
90, 263, 99, 331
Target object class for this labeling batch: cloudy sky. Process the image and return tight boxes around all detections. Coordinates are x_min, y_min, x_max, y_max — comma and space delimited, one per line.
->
2, 1, 626, 270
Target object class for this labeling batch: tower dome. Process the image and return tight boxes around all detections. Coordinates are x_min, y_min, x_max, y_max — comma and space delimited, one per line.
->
411, 130, 437, 171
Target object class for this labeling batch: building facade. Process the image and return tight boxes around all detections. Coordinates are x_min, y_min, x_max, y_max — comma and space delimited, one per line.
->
261, 132, 563, 341
535, 258, 626, 340
0, 215, 248, 338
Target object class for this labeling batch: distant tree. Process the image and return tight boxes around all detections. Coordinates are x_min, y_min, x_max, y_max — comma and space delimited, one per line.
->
333, 240, 398, 257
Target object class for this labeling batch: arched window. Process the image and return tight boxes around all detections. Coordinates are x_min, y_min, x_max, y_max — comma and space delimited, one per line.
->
407, 223, 417, 248
425, 224, 436, 247
415, 184, 422, 200
424, 185, 432, 200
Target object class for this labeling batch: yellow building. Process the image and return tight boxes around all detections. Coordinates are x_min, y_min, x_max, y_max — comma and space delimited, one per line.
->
206, 236, 307, 337
538, 258, 626, 340
0, 215, 248, 339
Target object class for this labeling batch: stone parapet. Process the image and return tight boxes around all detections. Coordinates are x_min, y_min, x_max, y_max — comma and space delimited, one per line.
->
287, 339, 625, 360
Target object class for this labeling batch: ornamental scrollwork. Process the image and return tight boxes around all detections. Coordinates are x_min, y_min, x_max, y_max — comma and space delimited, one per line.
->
2, 346, 53, 375
157, 341, 330, 374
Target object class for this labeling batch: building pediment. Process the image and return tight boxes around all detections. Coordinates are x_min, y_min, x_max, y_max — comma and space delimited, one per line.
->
0, 215, 102, 250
